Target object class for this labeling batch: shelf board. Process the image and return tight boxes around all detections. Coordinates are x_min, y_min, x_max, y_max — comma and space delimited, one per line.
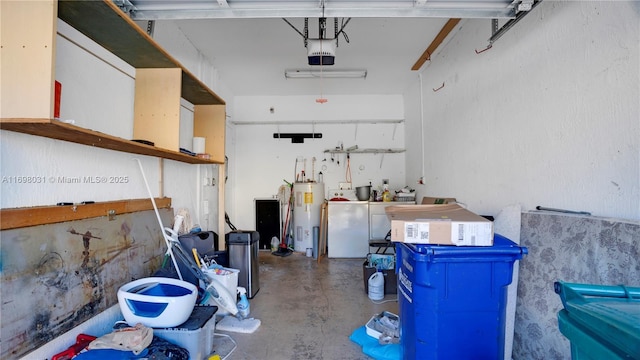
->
1, 118, 223, 164
324, 148, 406, 154
57, 0, 224, 106
1, 197, 172, 230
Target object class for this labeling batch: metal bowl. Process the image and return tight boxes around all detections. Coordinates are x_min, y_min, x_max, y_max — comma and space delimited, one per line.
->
356, 186, 371, 201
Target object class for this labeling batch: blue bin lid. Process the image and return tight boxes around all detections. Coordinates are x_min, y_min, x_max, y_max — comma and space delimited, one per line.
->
555, 281, 640, 358
400, 233, 527, 262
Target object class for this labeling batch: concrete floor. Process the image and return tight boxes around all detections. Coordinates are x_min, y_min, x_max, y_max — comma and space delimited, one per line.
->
213, 250, 398, 360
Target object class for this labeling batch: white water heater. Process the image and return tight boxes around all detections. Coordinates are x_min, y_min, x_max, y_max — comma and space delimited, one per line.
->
293, 182, 324, 252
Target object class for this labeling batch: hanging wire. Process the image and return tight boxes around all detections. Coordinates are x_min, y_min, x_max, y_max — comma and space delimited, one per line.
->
334, 18, 338, 47
315, 5, 328, 103
345, 154, 352, 183
316, 28, 327, 103
319, 8, 325, 100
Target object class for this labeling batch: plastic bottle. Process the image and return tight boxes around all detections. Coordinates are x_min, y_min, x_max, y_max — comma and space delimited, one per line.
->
270, 236, 279, 252
382, 189, 392, 202
237, 287, 250, 318
368, 272, 384, 301
382, 183, 392, 202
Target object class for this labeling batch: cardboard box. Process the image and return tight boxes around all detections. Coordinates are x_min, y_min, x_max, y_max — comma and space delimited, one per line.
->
385, 204, 493, 246
421, 196, 457, 204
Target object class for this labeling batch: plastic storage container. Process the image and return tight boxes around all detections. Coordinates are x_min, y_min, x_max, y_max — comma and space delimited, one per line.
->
363, 253, 397, 295
117, 277, 197, 328
154, 305, 218, 360
203, 266, 239, 316
363, 263, 397, 295
395, 234, 527, 360
554, 281, 640, 360
175, 231, 224, 286
178, 231, 219, 254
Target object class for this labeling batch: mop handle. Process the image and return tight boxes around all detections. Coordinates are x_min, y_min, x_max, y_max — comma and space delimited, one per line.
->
134, 158, 183, 280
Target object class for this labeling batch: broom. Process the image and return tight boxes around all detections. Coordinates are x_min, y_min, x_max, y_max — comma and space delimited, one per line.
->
273, 180, 293, 257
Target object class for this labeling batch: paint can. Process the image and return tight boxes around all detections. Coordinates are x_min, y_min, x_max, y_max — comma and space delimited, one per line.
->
306, 248, 312, 257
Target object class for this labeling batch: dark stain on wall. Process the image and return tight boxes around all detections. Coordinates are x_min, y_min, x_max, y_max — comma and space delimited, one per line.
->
1, 209, 172, 359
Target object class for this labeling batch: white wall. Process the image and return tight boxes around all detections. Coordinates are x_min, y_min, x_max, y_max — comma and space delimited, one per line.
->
405, 1, 640, 220
152, 21, 237, 234
230, 94, 406, 231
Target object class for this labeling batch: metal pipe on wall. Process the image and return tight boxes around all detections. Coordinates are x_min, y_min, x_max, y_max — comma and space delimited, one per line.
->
159, 158, 164, 197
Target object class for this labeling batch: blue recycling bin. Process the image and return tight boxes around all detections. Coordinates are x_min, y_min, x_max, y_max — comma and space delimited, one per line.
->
395, 234, 527, 360
555, 281, 640, 360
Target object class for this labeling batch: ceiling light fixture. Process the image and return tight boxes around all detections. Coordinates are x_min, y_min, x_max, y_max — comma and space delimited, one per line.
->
282, 17, 352, 66
284, 69, 367, 79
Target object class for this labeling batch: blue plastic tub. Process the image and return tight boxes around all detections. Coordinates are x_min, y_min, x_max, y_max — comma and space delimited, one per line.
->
117, 277, 198, 328
395, 234, 527, 360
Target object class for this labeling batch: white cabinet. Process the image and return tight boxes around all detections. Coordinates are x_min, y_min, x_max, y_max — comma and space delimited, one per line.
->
1, 0, 226, 164
327, 201, 369, 258
327, 201, 415, 258
369, 203, 393, 240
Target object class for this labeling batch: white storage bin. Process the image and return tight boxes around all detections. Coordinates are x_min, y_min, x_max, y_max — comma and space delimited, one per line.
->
154, 306, 218, 360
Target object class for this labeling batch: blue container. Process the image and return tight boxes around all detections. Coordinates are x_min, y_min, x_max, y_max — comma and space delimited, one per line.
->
557, 310, 635, 360
395, 234, 527, 360
555, 281, 640, 359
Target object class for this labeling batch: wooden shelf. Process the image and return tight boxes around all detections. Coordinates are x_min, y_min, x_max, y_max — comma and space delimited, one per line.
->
1, 197, 172, 230
324, 148, 405, 154
57, 0, 224, 106
2, 0, 226, 163
0, 118, 224, 164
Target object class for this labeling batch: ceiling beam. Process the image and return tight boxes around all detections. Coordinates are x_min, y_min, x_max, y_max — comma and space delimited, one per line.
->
411, 18, 460, 71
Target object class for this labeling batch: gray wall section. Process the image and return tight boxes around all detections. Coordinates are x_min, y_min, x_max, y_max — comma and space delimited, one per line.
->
514, 212, 640, 359
0, 209, 172, 359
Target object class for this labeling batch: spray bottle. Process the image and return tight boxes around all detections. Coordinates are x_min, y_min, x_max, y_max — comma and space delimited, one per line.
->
237, 287, 250, 318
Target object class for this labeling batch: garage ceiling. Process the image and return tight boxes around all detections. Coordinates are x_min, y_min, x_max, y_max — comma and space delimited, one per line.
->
121, 0, 537, 97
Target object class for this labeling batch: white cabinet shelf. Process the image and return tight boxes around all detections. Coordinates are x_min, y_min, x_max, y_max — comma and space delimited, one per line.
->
1, 0, 226, 164
0, 0, 228, 248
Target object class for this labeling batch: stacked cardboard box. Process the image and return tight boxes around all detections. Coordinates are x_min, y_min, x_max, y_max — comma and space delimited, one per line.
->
385, 204, 493, 246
